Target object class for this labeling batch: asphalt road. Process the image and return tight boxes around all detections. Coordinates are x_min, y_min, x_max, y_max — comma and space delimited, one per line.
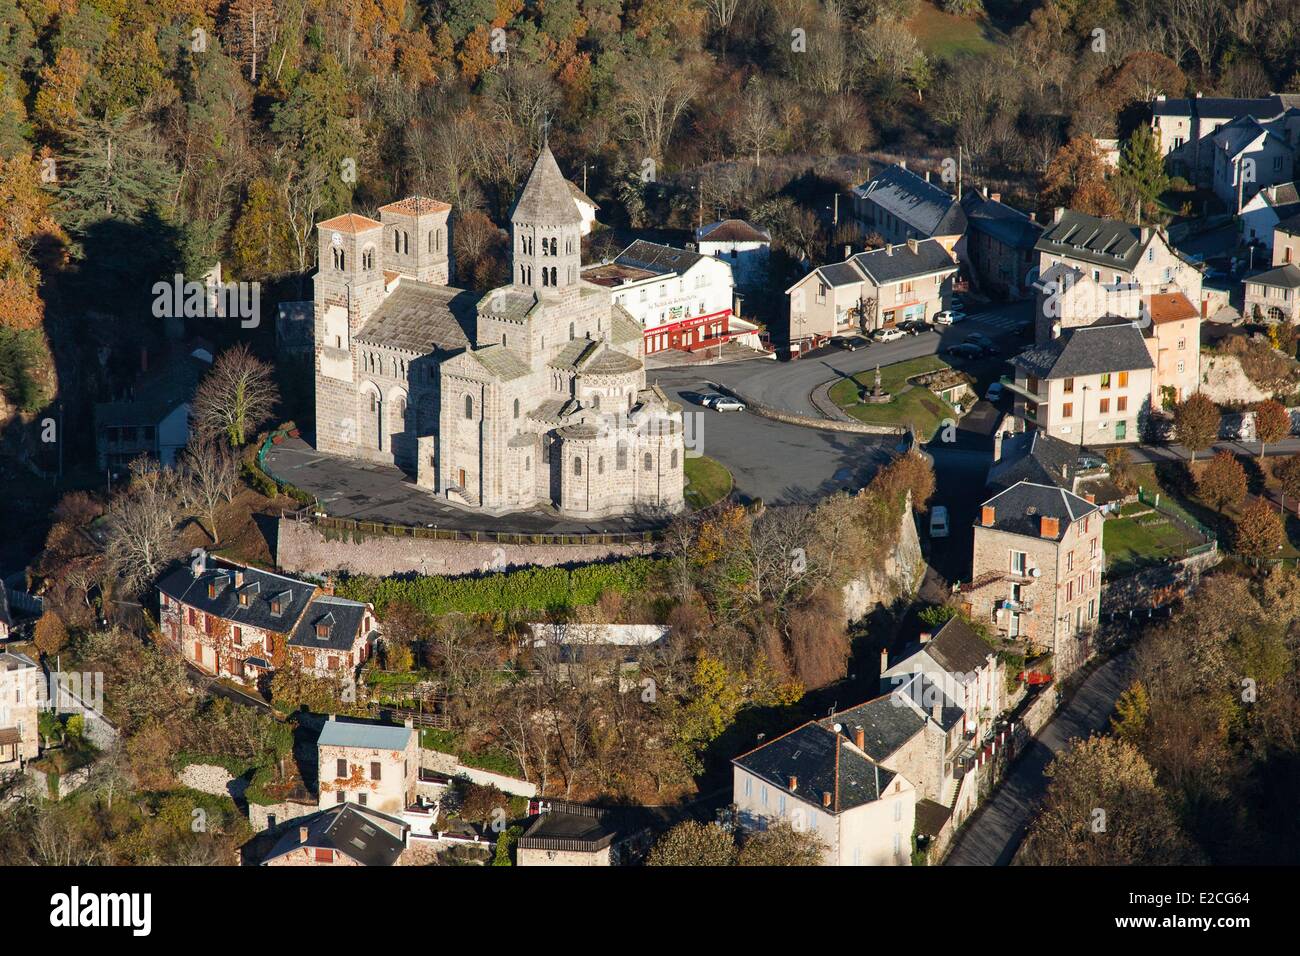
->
944, 648, 1137, 866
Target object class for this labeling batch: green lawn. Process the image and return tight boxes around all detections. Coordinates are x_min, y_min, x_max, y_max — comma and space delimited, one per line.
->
1103, 509, 1205, 575
827, 355, 956, 439
907, 3, 1004, 59
684, 455, 734, 510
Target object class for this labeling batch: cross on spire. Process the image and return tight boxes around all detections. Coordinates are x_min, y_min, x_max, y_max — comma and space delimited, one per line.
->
540, 113, 551, 148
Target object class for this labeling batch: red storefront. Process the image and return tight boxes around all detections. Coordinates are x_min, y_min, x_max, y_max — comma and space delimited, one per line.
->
643, 308, 732, 354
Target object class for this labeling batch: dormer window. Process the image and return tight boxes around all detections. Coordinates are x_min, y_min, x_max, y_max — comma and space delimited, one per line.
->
271, 600, 281, 615
315, 612, 336, 641
239, 593, 249, 607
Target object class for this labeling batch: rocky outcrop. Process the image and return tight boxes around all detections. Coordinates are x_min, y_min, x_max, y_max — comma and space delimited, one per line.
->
841, 496, 926, 623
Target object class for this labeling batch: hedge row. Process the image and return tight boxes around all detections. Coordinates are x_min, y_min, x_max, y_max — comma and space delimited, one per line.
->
337, 557, 667, 617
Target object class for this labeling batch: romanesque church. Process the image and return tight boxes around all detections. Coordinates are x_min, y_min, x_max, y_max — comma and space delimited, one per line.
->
312, 146, 685, 519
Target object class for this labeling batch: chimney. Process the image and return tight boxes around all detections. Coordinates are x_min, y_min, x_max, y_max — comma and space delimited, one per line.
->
886, 245, 894, 256
1040, 515, 1060, 538
1029, 211, 1037, 222
990, 192, 1001, 203
1051, 320, 1062, 339
234, 570, 244, 588
1196, 91, 1203, 98
822, 791, 832, 808
925, 170, 931, 183
880, 647, 889, 672
328, 713, 336, 722
919, 631, 932, 644
404, 717, 414, 729
788, 775, 798, 792
854, 726, 865, 750
1140, 226, 1151, 243
900, 159, 907, 170
1085, 493, 1096, 503
844, 244, 852, 259
981, 504, 996, 526
931, 700, 942, 723
907, 238, 918, 255
1053, 206, 1065, 223
982, 185, 988, 199
299, 826, 309, 844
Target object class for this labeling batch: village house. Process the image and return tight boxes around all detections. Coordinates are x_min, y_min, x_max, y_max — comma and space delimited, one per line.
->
516, 800, 656, 867
785, 238, 958, 345
962, 480, 1105, 681
316, 716, 418, 816
1143, 291, 1202, 408
262, 803, 410, 867
1239, 183, 1300, 252
1273, 213, 1300, 266
568, 180, 599, 236
1036, 210, 1204, 313
1209, 115, 1295, 212
694, 218, 771, 288
1009, 320, 1156, 445
960, 187, 1043, 299
0, 651, 40, 769
156, 556, 378, 688
881, 615, 1005, 744
92, 345, 213, 471
1244, 263, 1300, 324
582, 239, 740, 355
732, 715, 918, 866
1150, 93, 1300, 187
988, 428, 1081, 496
849, 162, 967, 260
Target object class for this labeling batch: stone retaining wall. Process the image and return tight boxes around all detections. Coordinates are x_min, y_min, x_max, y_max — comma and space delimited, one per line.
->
714, 383, 906, 435
276, 516, 657, 577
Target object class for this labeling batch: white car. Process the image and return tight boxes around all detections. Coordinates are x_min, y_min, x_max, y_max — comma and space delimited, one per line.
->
984, 382, 1004, 402
712, 397, 746, 412
929, 505, 950, 539
873, 327, 906, 342
934, 310, 966, 325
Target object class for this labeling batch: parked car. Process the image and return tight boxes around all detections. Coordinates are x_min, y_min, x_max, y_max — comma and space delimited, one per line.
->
834, 335, 869, 351
965, 332, 994, 349
929, 505, 949, 539
712, 396, 747, 412
899, 320, 930, 335
945, 343, 983, 360
934, 310, 966, 325
984, 382, 1004, 402
872, 327, 906, 343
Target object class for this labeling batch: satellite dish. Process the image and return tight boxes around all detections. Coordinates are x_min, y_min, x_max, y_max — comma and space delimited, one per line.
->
1030, 568, 1041, 578
832, 723, 843, 733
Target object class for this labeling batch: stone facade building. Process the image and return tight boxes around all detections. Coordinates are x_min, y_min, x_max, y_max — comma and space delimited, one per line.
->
316, 716, 417, 816
963, 480, 1104, 681
0, 651, 40, 768
312, 146, 684, 520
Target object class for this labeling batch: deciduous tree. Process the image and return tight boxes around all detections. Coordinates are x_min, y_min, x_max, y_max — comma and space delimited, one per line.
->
190, 343, 279, 448
1174, 392, 1220, 462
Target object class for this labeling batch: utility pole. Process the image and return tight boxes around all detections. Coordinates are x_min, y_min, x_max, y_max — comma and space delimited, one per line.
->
957, 145, 963, 201
833, 193, 839, 227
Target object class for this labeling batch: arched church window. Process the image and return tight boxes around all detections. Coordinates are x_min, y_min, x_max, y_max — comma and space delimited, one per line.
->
670, 449, 678, 468
569, 322, 575, 340
368, 392, 377, 412
361, 247, 374, 270
593, 393, 600, 410
549, 237, 557, 256
502, 333, 507, 347
541, 236, 549, 256
542, 269, 550, 287
513, 398, 520, 419
525, 456, 530, 471
616, 444, 627, 470
598, 457, 605, 475
574, 457, 582, 476
550, 267, 557, 286
464, 394, 473, 419
644, 452, 653, 472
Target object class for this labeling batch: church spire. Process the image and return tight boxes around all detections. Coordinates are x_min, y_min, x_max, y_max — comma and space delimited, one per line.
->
511, 145, 583, 227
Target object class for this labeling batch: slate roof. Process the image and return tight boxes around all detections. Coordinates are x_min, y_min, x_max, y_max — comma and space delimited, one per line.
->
1212, 115, 1286, 159
1035, 210, 1152, 271
567, 180, 598, 209
696, 219, 771, 244
354, 281, 478, 354
288, 595, 374, 652
614, 240, 704, 276
1151, 95, 1285, 119
733, 721, 897, 814
853, 164, 967, 238
961, 191, 1043, 250
94, 351, 210, 429
1276, 209, 1300, 235
157, 560, 318, 634
1248, 263, 1300, 289
318, 718, 413, 752
262, 804, 407, 866
1256, 182, 1300, 214
1011, 322, 1154, 379
979, 480, 1099, 541
816, 695, 928, 762
987, 429, 1078, 493
578, 344, 642, 375
0, 650, 36, 672
511, 146, 583, 226
850, 239, 958, 284
818, 261, 867, 288
896, 615, 994, 677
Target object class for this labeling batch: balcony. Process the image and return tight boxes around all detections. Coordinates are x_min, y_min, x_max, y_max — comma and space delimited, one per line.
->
998, 376, 1044, 402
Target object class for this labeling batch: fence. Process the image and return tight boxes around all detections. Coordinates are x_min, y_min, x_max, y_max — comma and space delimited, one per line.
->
1135, 485, 1218, 556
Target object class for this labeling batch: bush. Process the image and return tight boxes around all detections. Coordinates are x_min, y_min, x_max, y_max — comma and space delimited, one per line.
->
338, 557, 667, 617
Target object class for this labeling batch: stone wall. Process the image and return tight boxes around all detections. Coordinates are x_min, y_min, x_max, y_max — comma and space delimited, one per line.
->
248, 798, 318, 834
419, 748, 537, 797
276, 516, 656, 577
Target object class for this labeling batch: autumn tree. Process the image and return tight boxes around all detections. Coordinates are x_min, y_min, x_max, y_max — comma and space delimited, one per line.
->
190, 343, 279, 448
181, 440, 239, 544
1197, 451, 1246, 513
103, 459, 186, 593
1174, 393, 1220, 462
646, 820, 737, 865
1020, 735, 1196, 865
1104, 446, 1136, 494
1253, 399, 1292, 460
32, 611, 68, 658
1234, 498, 1285, 559
1039, 135, 1121, 220
736, 819, 826, 865
1274, 454, 1300, 506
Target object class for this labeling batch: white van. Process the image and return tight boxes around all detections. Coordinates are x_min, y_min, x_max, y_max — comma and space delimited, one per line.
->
929, 505, 949, 538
